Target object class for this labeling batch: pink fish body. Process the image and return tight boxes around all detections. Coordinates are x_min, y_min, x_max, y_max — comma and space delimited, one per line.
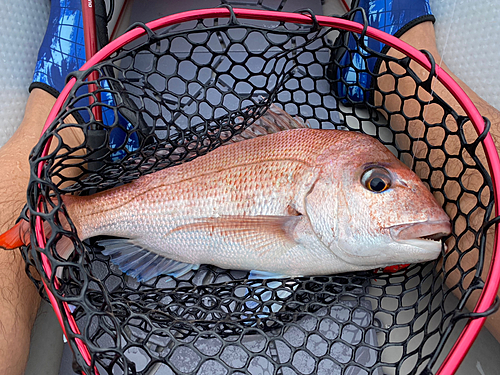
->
40, 128, 451, 281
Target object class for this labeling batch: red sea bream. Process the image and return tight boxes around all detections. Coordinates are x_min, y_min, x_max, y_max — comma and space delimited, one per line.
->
0, 127, 451, 281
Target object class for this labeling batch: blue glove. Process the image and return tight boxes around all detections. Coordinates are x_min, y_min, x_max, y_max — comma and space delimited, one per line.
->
333, 0, 435, 104
31, 0, 139, 160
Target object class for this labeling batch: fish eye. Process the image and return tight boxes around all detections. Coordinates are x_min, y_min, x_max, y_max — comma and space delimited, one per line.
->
361, 167, 392, 193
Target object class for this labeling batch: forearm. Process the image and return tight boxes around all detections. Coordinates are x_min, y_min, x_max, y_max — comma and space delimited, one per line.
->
0, 251, 40, 375
0, 88, 87, 374
380, 21, 500, 341
0, 89, 56, 375
0, 176, 40, 375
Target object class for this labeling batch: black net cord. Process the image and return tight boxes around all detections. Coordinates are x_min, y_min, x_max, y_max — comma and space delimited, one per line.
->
20, 7, 499, 375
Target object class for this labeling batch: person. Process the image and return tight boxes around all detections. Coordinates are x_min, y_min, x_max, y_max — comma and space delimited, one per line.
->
355, 1, 500, 343
1, 0, 500, 374
0, 0, 106, 373
398, 18, 500, 343
336, 0, 500, 343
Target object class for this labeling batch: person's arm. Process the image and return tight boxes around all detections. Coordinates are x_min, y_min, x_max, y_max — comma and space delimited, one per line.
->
380, 21, 500, 342
0, 89, 60, 375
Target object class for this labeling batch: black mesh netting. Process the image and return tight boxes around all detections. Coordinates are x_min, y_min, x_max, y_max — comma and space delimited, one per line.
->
19, 7, 499, 375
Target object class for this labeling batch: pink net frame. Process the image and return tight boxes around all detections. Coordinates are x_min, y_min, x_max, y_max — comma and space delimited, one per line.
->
32, 8, 500, 375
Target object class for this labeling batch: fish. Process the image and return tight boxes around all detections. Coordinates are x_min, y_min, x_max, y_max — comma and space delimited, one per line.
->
0, 109, 451, 282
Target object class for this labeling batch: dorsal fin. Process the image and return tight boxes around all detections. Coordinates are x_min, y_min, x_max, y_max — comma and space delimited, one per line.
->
229, 104, 308, 143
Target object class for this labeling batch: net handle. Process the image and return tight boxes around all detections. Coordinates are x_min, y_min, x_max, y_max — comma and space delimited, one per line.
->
81, 0, 102, 122
35, 8, 500, 375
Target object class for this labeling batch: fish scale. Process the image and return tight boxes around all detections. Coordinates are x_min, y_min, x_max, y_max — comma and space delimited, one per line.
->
65, 129, 336, 239
66, 154, 319, 268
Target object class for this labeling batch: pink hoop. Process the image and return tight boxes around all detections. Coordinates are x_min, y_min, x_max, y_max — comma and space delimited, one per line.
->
35, 8, 500, 374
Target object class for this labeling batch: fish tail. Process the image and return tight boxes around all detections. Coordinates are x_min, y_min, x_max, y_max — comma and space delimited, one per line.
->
0, 218, 75, 261
0, 221, 29, 249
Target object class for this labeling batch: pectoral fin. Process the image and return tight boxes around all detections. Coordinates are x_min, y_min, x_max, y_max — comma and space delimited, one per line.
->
167, 215, 302, 256
99, 215, 303, 282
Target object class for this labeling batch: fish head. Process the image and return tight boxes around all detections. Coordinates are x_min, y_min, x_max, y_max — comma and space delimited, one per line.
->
305, 132, 451, 269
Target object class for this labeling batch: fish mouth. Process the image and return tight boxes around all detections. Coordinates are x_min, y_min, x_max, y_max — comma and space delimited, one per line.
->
389, 221, 452, 253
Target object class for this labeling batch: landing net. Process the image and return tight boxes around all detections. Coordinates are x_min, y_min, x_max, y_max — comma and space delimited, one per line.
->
20, 7, 500, 375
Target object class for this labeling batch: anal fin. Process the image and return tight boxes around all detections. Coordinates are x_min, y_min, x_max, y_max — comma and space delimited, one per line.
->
98, 238, 198, 282
249, 270, 290, 279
